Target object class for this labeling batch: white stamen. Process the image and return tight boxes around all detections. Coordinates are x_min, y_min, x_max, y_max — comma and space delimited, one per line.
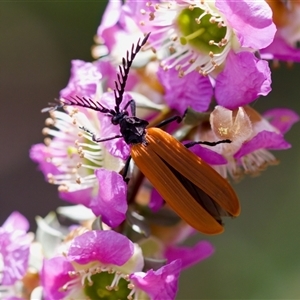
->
241, 149, 279, 175
42, 109, 113, 194
140, 0, 234, 76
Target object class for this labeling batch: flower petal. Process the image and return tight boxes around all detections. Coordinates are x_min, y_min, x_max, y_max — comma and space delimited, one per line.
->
2, 211, 29, 232
215, 51, 271, 109
157, 68, 213, 114
42, 256, 75, 300
29, 144, 60, 179
149, 188, 164, 212
68, 230, 134, 266
59, 187, 94, 207
57, 205, 95, 222
188, 143, 228, 165
89, 169, 127, 228
97, 0, 122, 37
0, 212, 31, 285
263, 108, 300, 134
130, 259, 182, 300
60, 60, 103, 99
261, 34, 300, 62
234, 130, 291, 159
216, 0, 276, 49
165, 241, 214, 270
210, 106, 253, 143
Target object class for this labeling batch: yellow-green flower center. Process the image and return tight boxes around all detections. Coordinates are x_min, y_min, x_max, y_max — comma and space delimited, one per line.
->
177, 7, 226, 54
84, 272, 130, 299
67, 146, 77, 157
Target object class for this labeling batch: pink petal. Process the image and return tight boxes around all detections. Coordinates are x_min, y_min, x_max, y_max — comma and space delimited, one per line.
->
96, 0, 127, 52
215, 51, 271, 109
89, 169, 127, 228
130, 259, 182, 300
97, 0, 122, 37
261, 34, 300, 62
157, 68, 213, 114
234, 131, 291, 159
42, 257, 75, 300
216, 0, 276, 49
165, 241, 214, 270
29, 144, 60, 178
68, 230, 134, 265
59, 187, 94, 207
0, 213, 31, 285
263, 108, 300, 134
0, 232, 30, 285
2, 211, 29, 232
188, 143, 228, 165
60, 60, 103, 99
149, 188, 164, 212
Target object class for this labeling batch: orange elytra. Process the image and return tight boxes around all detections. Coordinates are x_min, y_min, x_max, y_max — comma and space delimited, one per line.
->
131, 127, 240, 234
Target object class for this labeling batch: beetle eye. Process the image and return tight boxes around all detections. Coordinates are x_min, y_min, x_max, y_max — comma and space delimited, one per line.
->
111, 116, 119, 125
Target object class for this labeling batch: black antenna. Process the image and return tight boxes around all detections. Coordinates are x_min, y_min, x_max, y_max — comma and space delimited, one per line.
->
114, 32, 151, 113
44, 33, 151, 115
62, 95, 113, 114
41, 99, 63, 113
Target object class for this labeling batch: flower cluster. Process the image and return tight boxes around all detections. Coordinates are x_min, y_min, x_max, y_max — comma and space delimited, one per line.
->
3, 0, 300, 299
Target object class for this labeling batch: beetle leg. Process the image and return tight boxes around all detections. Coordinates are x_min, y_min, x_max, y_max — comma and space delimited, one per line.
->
184, 139, 231, 148
79, 126, 123, 142
155, 115, 182, 128
122, 156, 132, 183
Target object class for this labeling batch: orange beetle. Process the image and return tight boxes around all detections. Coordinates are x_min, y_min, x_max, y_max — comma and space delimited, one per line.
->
56, 33, 240, 235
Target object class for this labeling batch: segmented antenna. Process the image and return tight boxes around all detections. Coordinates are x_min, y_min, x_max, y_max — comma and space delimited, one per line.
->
62, 95, 113, 114
41, 33, 151, 114
41, 99, 63, 113
114, 32, 151, 112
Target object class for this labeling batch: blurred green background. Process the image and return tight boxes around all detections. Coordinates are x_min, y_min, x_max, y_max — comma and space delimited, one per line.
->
1, 2, 300, 299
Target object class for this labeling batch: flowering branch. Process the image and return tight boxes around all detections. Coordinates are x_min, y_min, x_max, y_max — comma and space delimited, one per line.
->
2, 1, 300, 299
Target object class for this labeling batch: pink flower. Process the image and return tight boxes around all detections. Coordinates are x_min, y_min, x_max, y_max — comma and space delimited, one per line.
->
121, 0, 275, 108
42, 230, 182, 300
42, 230, 143, 299
0, 212, 31, 285
30, 108, 124, 223
207, 106, 299, 179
